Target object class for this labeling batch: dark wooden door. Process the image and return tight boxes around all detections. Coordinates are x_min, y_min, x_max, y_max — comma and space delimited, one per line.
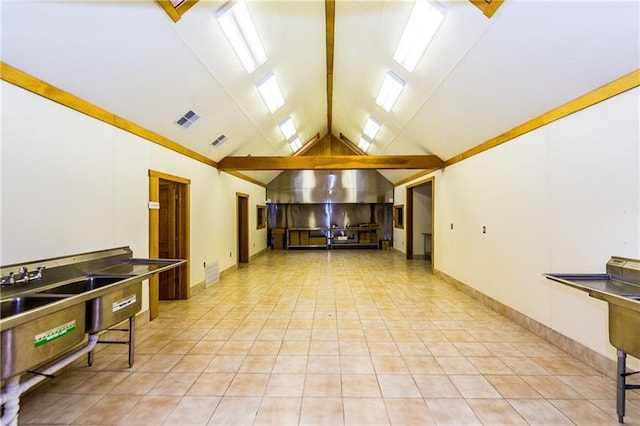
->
406, 186, 414, 260
237, 194, 249, 263
159, 181, 178, 299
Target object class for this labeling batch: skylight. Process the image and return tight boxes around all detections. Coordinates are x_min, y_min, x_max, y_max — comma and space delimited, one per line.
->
357, 136, 372, 152
216, 1, 266, 74
279, 116, 296, 140
289, 136, 302, 152
376, 71, 406, 112
393, 0, 446, 72
363, 116, 382, 139
256, 72, 285, 113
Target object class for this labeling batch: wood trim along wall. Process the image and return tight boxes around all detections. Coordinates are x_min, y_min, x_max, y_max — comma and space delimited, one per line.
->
445, 69, 640, 168
156, 0, 199, 23
469, 0, 504, 19
395, 170, 437, 187
0, 62, 218, 169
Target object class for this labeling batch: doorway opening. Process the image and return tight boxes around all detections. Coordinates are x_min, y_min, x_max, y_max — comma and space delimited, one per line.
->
237, 192, 249, 264
149, 170, 191, 320
406, 177, 434, 273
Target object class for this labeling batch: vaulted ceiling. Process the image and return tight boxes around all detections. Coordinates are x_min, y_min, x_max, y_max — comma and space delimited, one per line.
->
1, 1, 638, 185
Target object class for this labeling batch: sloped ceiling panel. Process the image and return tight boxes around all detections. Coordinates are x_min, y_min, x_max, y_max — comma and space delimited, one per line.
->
1, 0, 638, 187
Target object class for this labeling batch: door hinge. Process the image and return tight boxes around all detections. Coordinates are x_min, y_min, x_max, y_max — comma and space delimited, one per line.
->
175, 193, 179, 200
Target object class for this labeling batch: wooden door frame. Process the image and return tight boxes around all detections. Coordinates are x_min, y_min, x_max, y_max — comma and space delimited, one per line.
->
406, 177, 435, 273
149, 170, 191, 320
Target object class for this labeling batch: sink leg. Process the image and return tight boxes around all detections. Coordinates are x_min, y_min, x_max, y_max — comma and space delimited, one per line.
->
127, 316, 135, 368
87, 336, 95, 367
617, 350, 626, 423
0, 376, 21, 426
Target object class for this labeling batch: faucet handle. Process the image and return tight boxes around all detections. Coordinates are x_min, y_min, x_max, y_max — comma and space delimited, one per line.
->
35, 266, 45, 279
18, 266, 30, 282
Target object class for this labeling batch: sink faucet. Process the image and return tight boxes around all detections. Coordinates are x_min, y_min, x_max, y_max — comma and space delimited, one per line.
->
0, 272, 15, 286
0, 266, 45, 286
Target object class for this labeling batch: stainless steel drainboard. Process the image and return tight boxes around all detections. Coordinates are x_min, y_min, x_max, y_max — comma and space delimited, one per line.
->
545, 256, 640, 423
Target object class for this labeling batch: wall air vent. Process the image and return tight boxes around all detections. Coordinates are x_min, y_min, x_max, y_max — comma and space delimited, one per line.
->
174, 110, 200, 129
211, 134, 228, 148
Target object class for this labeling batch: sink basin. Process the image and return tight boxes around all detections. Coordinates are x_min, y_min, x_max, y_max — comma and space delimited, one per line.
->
1, 296, 67, 317
35, 275, 142, 333
622, 294, 640, 301
37, 275, 132, 295
1, 298, 86, 380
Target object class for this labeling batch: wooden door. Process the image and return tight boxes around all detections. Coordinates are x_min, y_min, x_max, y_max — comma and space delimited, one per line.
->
237, 193, 249, 263
406, 186, 414, 260
159, 181, 178, 299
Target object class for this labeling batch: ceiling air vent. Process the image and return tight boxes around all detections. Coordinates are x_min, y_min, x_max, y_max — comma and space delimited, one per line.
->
211, 134, 228, 148
174, 110, 200, 129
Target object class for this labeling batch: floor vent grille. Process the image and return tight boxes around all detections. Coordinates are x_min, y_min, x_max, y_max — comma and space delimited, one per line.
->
205, 260, 219, 287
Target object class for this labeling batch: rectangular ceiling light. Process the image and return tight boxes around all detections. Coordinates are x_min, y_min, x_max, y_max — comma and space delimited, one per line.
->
279, 116, 296, 140
256, 72, 285, 113
289, 136, 302, 152
393, 0, 446, 72
358, 136, 372, 153
363, 116, 382, 139
216, 1, 267, 74
376, 71, 406, 112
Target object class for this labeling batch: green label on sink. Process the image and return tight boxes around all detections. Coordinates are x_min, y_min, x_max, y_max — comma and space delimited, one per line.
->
34, 320, 76, 347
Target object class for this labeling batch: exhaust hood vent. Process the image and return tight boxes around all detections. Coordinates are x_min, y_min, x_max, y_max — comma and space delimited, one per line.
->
267, 169, 393, 204
174, 110, 200, 129
211, 134, 228, 147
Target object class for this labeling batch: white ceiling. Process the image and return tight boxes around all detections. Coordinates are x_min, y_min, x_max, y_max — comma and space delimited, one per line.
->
1, 0, 638, 184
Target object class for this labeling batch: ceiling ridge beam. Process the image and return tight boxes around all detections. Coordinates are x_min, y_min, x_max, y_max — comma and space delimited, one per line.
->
325, 0, 335, 134
219, 155, 443, 170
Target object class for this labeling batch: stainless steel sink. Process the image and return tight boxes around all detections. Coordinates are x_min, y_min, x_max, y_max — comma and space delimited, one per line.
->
0, 247, 186, 380
36, 275, 132, 295
1, 298, 86, 380
35, 275, 142, 333
621, 294, 640, 301
1, 296, 66, 317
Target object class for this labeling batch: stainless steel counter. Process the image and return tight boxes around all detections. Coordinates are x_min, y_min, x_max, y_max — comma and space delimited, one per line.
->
545, 256, 640, 423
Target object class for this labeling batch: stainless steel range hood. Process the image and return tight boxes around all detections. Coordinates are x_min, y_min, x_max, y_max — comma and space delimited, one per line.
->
266, 170, 393, 204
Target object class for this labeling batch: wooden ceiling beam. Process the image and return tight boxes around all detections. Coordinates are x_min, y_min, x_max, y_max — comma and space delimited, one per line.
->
293, 133, 321, 156
325, 0, 335, 134
218, 155, 443, 171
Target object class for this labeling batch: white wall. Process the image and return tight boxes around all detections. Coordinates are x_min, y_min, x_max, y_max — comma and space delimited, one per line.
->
1, 82, 267, 311
397, 88, 640, 363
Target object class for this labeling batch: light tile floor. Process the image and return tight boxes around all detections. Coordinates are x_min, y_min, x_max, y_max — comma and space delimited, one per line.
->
18, 250, 640, 425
